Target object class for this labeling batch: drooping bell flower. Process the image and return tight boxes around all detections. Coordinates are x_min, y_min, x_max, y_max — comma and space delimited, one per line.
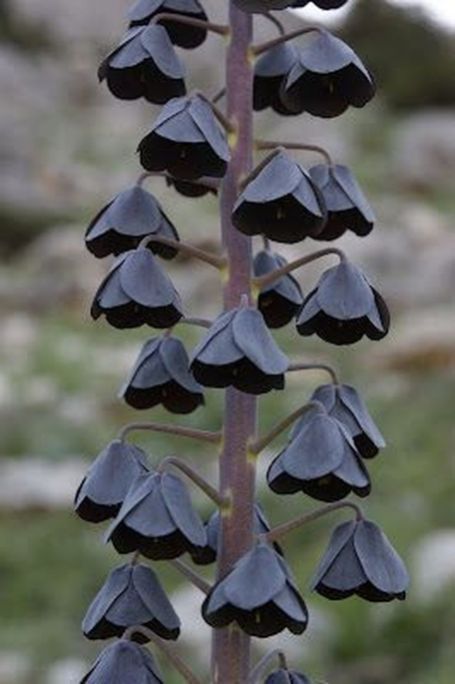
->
281, 30, 375, 118
192, 502, 283, 565
309, 383, 385, 459
105, 471, 207, 561
267, 402, 371, 502
202, 543, 308, 637
191, 304, 289, 395
309, 164, 375, 241
254, 250, 304, 329
85, 185, 179, 260
82, 563, 180, 641
311, 518, 410, 602
81, 640, 163, 683
254, 43, 300, 116
232, 150, 326, 244
138, 93, 230, 180
98, 26, 186, 104
296, 260, 390, 345
120, 335, 204, 413
74, 440, 149, 523
128, 0, 209, 49
293, 0, 349, 8
91, 247, 183, 330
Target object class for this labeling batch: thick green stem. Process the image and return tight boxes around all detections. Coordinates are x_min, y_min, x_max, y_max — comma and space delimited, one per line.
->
212, 6, 256, 684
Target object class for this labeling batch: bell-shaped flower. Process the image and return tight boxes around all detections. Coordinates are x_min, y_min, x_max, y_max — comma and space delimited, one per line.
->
75, 440, 149, 523
81, 640, 163, 683
254, 250, 304, 329
254, 43, 300, 116
192, 503, 283, 565
128, 0, 209, 50
138, 94, 230, 180
120, 335, 204, 413
98, 26, 186, 104
232, 151, 326, 244
265, 670, 311, 684
310, 383, 385, 459
293, 0, 349, 8
267, 403, 371, 502
281, 30, 375, 118
85, 186, 179, 260
296, 260, 390, 346
311, 519, 410, 602
309, 164, 375, 241
82, 563, 180, 641
105, 471, 207, 561
190, 305, 289, 395
202, 543, 308, 637
91, 247, 183, 330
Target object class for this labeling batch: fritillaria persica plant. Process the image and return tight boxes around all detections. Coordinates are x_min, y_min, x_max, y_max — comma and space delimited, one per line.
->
76, 1, 409, 682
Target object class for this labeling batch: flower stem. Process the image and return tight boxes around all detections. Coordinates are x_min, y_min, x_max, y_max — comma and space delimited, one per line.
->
169, 559, 211, 595
136, 171, 220, 193
252, 25, 322, 56
253, 247, 346, 290
249, 650, 288, 683
151, 12, 230, 37
213, 6, 256, 683
122, 630, 204, 684
255, 139, 333, 165
250, 401, 321, 455
118, 422, 221, 444
140, 235, 226, 270
264, 502, 364, 545
158, 456, 226, 508
288, 362, 340, 385
260, 12, 285, 36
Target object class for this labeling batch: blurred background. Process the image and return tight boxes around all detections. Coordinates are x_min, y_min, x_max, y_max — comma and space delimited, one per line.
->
0, 0, 454, 682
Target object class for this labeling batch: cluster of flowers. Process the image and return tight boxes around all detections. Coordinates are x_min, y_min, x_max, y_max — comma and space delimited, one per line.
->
75, 0, 409, 682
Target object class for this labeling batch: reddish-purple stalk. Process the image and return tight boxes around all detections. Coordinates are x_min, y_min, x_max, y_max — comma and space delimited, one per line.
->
213, 5, 256, 683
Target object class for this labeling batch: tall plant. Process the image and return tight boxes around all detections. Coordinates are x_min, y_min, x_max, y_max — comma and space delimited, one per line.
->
76, 2, 409, 682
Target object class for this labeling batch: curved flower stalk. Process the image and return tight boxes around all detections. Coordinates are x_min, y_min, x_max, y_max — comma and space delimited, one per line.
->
75, 2, 409, 683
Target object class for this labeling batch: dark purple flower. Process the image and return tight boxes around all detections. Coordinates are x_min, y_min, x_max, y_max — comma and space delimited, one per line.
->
265, 670, 311, 684
310, 383, 385, 458
82, 563, 180, 641
293, 0, 349, 8
105, 471, 207, 561
296, 260, 390, 345
98, 26, 186, 104
202, 543, 308, 637
74, 440, 149, 523
254, 250, 304, 329
311, 519, 410, 602
85, 186, 179, 260
254, 43, 300, 116
81, 640, 163, 683
309, 164, 375, 241
120, 335, 204, 413
128, 0, 209, 50
91, 247, 183, 330
138, 94, 230, 180
191, 305, 289, 395
192, 503, 283, 566
281, 30, 375, 118
267, 403, 371, 502
232, 151, 326, 244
